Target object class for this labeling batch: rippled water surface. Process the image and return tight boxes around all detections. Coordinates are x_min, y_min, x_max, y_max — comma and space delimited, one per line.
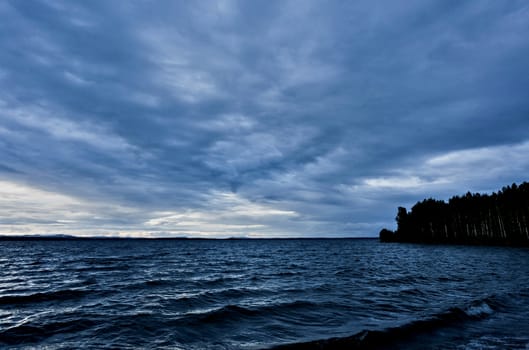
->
1, 239, 529, 349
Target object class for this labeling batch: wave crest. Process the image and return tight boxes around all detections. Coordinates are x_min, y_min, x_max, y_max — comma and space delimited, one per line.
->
272, 297, 498, 349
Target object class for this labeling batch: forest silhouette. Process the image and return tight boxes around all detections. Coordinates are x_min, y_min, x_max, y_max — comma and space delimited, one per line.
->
380, 182, 529, 245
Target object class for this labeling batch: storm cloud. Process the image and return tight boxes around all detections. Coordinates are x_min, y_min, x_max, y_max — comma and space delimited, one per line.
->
1, 0, 529, 237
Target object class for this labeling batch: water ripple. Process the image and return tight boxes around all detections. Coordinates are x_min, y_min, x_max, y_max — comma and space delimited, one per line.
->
0, 239, 528, 349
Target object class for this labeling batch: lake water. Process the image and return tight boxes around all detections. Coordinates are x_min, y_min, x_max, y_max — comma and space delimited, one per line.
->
1, 239, 528, 349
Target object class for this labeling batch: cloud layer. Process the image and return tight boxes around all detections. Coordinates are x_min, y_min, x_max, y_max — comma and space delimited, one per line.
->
1, 1, 529, 237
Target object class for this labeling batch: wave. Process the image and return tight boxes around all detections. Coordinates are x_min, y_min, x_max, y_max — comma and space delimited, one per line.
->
0, 289, 90, 306
192, 304, 259, 324
202, 287, 272, 300
270, 298, 498, 349
177, 299, 342, 328
125, 278, 179, 290
186, 274, 246, 288
373, 274, 430, 286
0, 318, 98, 345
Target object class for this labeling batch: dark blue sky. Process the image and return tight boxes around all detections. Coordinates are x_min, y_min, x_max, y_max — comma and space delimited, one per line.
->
1, 1, 529, 237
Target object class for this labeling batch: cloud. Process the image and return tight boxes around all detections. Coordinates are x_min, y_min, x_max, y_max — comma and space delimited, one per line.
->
0, 180, 143, 236
362, 176, 447, 190
1, 102, 133, 152
0, 179, 300, 238
144, 191, 298, 237
1, 0, 529, 236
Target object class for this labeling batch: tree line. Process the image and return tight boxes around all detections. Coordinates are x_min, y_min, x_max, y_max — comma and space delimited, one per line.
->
380, 182, 529, 246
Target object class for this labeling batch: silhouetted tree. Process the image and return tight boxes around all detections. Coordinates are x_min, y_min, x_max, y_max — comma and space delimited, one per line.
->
379, 181, 529, 246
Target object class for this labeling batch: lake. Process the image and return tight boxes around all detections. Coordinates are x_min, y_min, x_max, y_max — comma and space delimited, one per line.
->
1, 238, 528, 349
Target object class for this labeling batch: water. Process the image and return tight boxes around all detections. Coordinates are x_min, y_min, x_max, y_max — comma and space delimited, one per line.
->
0, 239, 528, 349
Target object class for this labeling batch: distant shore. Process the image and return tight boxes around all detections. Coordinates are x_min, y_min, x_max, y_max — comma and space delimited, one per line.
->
0, 235, 377, 241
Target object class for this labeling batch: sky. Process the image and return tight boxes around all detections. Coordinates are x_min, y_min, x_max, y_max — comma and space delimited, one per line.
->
1, 0, 529, 238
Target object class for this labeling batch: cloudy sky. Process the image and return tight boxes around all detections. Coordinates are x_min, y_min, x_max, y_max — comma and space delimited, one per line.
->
1, 1, 528, 237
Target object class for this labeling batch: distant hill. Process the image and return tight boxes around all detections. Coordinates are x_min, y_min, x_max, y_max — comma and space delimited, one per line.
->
380, 182, 529, 246
0, 235, 197, 241
0, 234, 79, 241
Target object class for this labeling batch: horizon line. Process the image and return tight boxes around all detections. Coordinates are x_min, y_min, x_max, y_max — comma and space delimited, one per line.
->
0, 234, 378, 241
